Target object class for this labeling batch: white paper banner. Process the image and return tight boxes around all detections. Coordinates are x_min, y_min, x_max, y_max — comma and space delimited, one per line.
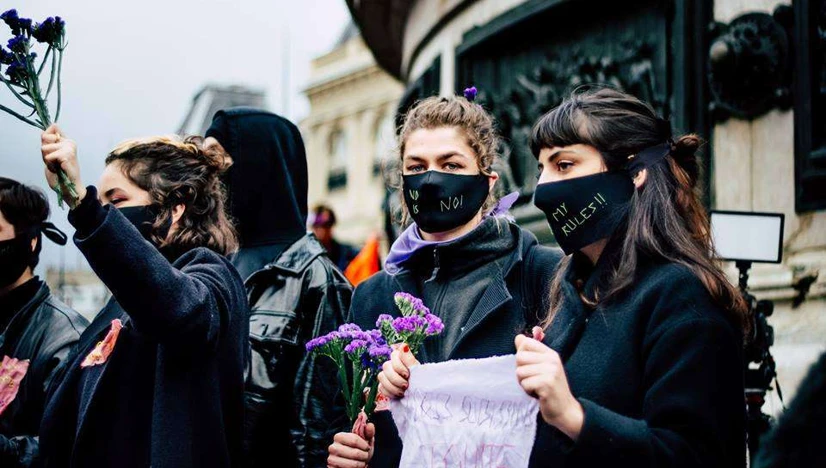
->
390, 355, 539, 468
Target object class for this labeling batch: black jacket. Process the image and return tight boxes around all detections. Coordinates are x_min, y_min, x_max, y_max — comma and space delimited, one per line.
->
38, 189, 249, 467
0, 280, 88, 468
243, 234, 351, 468
349, 219, 563, 466
531, 246, 746, 467
207, 108, 352, 467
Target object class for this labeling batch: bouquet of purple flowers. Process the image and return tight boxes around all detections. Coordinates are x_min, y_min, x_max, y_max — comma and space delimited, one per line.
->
0, 9, 77, 207
306, 292, 443, 425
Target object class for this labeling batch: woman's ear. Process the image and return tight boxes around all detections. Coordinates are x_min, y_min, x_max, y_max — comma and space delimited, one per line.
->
171, 204, 186, 226
30, 236, 38, 253
488, 171, 500, 191
633, 168, 648, 188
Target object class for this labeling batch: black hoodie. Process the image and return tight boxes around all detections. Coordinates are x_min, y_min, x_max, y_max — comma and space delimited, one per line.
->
206, 108, 308, 279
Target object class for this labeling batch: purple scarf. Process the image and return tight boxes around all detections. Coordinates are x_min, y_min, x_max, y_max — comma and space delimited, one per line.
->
384, 192, 519, 275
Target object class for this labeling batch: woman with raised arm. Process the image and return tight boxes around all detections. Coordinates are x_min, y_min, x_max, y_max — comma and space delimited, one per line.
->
37, 126, 248, 468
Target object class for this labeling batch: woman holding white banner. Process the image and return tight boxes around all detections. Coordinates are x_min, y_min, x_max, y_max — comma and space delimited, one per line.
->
326, 91, 563, 467
514, 86, 747, 467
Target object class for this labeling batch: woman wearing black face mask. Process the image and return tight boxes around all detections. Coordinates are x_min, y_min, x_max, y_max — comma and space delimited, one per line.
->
327, 94, 563, 468
515, 87, 748, 467
37, 125, 248, 468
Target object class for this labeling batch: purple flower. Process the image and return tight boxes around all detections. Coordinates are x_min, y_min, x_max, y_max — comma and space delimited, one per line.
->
4, 58, 26, 84
392, 315, 427, 334
375, 314, 393, 328
463, 86, 478, 102
339, 323, 363, 333
344, 339, 368, 355
33, 17, 62, 44
0, 46, 12, 65
1, 9, 19, 28
1, 10, 32, 36
424, 314, 444, 335
363, 343, 392, 369
7, 35, 28, 54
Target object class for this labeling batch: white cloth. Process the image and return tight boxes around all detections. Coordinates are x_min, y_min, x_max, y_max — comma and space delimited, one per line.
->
390, 355, 540, 468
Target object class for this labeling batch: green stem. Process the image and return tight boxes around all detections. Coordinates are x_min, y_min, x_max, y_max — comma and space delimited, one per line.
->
45, 46, 57, 100
0, 102, 45, 129
349, 361, 362, 423
336, 354, 352, 419
55, 49, 64, 122
0, 75, 35, 108
363, 377, 380, 417
37, 45, 53, 76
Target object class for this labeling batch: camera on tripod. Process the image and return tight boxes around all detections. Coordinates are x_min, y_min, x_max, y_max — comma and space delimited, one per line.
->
710, 210, 785, 463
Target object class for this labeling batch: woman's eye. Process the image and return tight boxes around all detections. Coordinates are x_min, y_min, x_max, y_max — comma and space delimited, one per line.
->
557, 161, 574, 172
407, 165, 425, 173
445, 163, 461, 171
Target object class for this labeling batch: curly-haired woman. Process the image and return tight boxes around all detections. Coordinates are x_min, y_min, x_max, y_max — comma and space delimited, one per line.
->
36, 125, 248, 468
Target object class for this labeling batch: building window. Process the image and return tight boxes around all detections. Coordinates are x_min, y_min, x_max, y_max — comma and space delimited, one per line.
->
328, 128, 348, 190
373, 113, 396, 176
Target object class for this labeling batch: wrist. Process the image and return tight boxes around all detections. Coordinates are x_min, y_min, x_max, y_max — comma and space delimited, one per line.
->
549, 397, 585, 441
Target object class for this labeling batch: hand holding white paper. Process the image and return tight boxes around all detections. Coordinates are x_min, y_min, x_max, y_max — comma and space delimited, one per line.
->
390, 354, 539, 468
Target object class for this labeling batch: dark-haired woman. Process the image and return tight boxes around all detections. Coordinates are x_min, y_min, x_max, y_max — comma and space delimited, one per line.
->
514, 87, 747, 467
37, 126, 249, 468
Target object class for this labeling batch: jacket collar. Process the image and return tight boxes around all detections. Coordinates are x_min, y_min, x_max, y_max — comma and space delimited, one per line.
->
0, 281, 50, 350
247, 234, 326, 281
392, 223, 532, 360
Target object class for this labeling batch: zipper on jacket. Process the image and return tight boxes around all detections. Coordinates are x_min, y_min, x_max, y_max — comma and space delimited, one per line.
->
427, 247, 441, 282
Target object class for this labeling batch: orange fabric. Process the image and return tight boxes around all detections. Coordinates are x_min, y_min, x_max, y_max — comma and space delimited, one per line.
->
344, 234, 381, 286
81, 319, 123, 368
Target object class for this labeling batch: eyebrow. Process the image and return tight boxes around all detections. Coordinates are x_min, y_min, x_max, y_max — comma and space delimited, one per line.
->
544, 149, 579, 163
404, 152, 469, 162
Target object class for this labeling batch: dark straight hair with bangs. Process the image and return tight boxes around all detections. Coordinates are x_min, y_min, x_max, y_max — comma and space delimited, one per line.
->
530, 86, 748, 334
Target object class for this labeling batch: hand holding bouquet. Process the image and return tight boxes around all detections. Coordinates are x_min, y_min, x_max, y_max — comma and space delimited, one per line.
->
0, 9, 77, 207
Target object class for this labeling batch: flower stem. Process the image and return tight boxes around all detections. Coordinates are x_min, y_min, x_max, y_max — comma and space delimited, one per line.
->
0, 75, 35, 108
0, 102, 44, 128
55, 49, 64, 122
363, 378, 380, 417
45, 46, 57, 100
37, 45, 53, 76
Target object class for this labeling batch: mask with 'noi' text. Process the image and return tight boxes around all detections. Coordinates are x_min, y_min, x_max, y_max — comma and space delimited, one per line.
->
402, 171, 491, 234
533, 171, 635, 255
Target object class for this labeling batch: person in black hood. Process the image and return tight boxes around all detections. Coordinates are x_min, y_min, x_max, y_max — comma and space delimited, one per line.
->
205, 108, 352, 468
0, 177, 88, 468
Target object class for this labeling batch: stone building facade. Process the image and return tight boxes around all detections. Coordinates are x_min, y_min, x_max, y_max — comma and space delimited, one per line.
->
345, 0, 825, 411
300, 24, 405, 246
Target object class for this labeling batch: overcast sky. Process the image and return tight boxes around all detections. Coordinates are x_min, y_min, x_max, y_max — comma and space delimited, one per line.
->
0, 0, 350, 273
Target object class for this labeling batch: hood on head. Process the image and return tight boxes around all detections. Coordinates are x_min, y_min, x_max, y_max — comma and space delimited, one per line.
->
206, 108, 308, 248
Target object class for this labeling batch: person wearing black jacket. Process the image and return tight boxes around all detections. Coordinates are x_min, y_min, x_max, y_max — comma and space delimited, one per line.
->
326, 94, 563, 468
37, 128, 248, 467
204, 108, 351, 468
514, 87, 747, 467
0, 178, 88, 468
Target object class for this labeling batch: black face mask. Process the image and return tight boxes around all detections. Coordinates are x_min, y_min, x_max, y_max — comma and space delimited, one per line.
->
0, 233, 35, 288
402, 171, 491, 234
534, 171, 635, 255
119, 205, 172, 246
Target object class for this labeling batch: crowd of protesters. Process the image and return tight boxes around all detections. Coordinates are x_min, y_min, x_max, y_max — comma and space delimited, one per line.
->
0, 87, 821, 468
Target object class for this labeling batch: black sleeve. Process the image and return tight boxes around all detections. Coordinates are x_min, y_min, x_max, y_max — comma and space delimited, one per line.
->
561, 317, 746, 467
68, 186, 240, 351
290, 274, 352, 468
0, 435, 38, 468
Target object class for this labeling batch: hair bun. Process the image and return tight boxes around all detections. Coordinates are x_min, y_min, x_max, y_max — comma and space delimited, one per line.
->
670, 134, 702, 184
184, 136, 230, 173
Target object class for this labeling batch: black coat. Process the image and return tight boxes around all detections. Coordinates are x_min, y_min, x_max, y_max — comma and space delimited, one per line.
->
531, 247, 746, 467
243, 234, 351, 468
0, 280, 88, 468
38, 189, 249, 468
349, 220, 562, 466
